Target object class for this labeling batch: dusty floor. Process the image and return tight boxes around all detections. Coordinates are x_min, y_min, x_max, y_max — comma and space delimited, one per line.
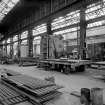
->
0, 64, 105, 105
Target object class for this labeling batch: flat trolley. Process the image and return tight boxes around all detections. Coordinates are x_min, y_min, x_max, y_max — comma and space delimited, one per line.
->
38, 59, 91, 74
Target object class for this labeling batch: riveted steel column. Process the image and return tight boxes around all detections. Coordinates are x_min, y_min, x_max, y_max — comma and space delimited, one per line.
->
10, 37, 13, 58
47, 20, 52, 58
79, 4, 86, 59
28, 28, 33, 57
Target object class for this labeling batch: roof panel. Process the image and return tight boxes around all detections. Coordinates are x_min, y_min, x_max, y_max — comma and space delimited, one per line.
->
8, 2, 14, 8
0, 0, 20, 23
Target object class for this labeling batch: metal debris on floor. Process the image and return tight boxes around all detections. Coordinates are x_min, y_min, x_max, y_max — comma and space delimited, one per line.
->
0, 82, 34, 105
1, 74, 63, 105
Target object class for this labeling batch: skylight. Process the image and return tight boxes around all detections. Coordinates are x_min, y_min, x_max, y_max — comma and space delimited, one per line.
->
0, 0, 19, 22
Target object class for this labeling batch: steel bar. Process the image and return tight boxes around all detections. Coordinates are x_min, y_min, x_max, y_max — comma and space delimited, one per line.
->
0, 83, 27, 105
2, 74, 63, 104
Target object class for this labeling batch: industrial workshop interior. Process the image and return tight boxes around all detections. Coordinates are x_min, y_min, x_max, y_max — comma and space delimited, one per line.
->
0, 0, 105, 105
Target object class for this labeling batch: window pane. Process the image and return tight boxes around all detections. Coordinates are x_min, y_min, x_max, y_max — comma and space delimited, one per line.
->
13, 35, 18, 42
21, 31, 28, 39
33, 24, 47, 36
52, 10, 80, 30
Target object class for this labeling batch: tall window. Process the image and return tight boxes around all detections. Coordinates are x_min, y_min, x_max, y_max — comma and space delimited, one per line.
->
32, 23, 46, 57
33, 36, 41, 57
7, 44, 10, 57
13, 42, 18, 56
51, 10, 80, 54
7, 38, 11, 57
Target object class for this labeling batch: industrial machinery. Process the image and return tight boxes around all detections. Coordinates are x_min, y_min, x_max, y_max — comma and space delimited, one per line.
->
38, 35, 90, 74
17, 34, 90, 73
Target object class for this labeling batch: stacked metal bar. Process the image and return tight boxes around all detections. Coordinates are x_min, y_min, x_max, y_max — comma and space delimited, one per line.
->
0, 83, 27, 105
5, 75, 62, 103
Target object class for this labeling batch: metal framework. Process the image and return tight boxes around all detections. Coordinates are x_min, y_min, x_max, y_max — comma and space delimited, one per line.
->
0, 0, 19, 22
2, 0, 105, 58
87, 0, 105, 27
51, 10, 80, 30
51, 0, 105, 40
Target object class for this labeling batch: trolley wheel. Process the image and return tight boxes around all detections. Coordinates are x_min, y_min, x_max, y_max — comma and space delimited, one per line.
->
63, 65, 70, 74
55, 64, 60, 72
76, 65, 85, 72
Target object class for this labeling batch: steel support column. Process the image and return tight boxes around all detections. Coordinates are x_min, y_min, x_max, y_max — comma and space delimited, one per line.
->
47, 20, 52, 58
10, 38, 13, 58
79, 5, 86, 59
5, 41, 7, 57
28, 28, 33, 57
18, 34, 21, 58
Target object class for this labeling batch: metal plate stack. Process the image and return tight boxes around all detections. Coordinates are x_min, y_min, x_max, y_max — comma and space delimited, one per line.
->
7, 75, 55, 89
0, 83, 27, 105
4, 69, 21, 76
4, 75, 62, 104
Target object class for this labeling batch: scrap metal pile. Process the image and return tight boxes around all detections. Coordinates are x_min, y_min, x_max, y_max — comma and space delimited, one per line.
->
2, 74, 62, 105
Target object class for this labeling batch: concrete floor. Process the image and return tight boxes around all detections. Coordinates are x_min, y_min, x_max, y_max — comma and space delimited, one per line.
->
0, 64, 105, 105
